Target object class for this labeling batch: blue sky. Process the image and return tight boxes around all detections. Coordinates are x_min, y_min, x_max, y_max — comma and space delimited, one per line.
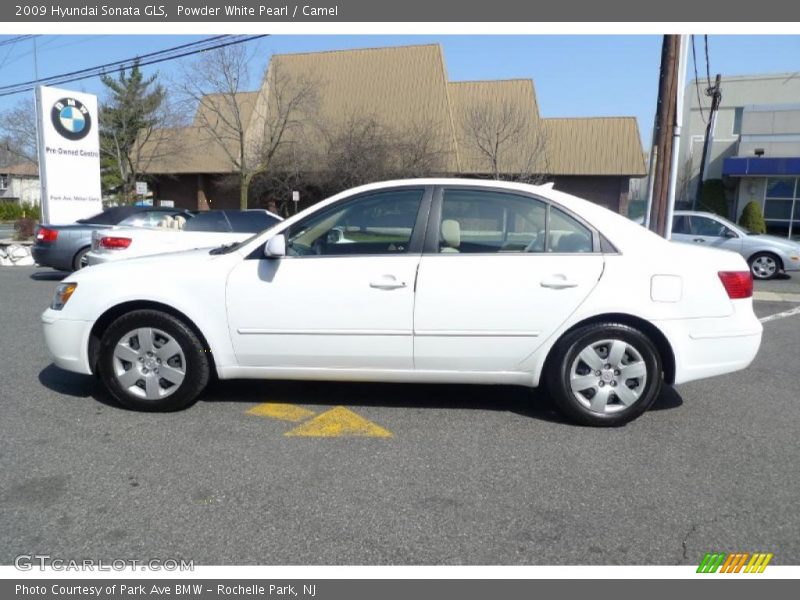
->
1, 34, 799, 146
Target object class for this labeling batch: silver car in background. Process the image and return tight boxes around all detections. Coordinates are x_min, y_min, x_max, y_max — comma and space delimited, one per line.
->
671, 210, 800, 280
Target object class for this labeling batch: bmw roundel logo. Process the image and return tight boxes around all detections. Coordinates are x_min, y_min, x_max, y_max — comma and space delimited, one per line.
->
51, 97, 91, 141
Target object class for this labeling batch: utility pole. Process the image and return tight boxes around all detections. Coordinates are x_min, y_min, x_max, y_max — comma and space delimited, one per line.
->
693, 74, 722, 210
648, 35, 680, 238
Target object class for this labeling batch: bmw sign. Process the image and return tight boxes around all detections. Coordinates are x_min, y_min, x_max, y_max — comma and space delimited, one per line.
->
51, 97, 92, 141
36, 85, 102, 224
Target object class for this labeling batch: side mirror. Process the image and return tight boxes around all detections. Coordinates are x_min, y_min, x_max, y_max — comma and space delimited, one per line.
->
264, 234, 286, 258
724, 229, 738, 239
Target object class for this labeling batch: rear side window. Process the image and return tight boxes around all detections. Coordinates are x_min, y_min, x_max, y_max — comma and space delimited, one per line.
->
225, 211, 280, 234
548, 207, 593, 253
436, 188, 593, 253
184, 211, 230, 233
439, 189, 547, 253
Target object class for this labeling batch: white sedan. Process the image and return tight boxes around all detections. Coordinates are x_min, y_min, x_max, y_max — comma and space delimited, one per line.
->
85, 209, 282, 265
41, 179, 762, 426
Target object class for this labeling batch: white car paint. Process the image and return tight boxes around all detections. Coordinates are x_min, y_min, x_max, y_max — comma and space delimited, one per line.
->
42, 179, 762, 412
85, 227, 256, 265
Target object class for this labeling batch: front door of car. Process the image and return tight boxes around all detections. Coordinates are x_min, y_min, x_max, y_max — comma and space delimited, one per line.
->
687, 215, 743, 252
225, 187, 430, 369
413, 187, 605, 372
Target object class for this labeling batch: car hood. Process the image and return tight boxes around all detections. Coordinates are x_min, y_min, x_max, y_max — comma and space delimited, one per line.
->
72, 247, 232, 282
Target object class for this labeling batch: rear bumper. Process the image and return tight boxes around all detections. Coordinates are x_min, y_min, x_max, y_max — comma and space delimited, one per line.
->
41, 310, 94, 375
31, 244, 71, 271
656, 301, 763, 385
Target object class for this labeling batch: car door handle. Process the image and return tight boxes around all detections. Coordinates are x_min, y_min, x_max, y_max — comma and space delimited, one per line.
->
540, 275, 579, 289
692, 238, 706, 243
369, 275, 407, 290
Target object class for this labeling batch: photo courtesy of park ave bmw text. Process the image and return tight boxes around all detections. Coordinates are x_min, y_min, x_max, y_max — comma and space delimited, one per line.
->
0, 0, 799, 597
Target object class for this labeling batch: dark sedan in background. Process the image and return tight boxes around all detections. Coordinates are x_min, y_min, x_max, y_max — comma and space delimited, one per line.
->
32, 206, 193, 272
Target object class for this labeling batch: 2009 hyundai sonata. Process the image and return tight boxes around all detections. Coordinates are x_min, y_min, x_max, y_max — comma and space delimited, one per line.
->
42, 179, 762, 426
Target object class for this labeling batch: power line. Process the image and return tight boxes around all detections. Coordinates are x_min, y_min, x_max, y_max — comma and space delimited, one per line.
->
0, 35, 234, 95
0, 35, 269, 99
691, 35, 707, 123
0, 35, 38, 48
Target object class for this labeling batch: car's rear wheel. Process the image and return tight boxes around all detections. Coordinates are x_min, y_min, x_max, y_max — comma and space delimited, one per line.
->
749, 252, 781, 280
97, 310, 210, 411
72, 246, 90, 271
546, 322, 662, 426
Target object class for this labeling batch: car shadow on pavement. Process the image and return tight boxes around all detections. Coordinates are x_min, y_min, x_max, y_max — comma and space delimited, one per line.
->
201, 378, 684, 424
38, 365, 683, 424
38, 364, 96, 398
30, 270, 68, 281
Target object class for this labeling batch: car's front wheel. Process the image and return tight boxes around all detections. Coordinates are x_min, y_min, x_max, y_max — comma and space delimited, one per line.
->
749, 252, 781, 280
97, 309, 210, 411
546, 322, 662, 426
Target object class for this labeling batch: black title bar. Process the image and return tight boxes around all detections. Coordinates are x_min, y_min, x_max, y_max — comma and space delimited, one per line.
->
3, 0, 800, 22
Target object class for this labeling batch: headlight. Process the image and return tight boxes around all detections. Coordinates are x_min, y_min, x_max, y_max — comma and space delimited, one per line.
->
51, 282, 78, 310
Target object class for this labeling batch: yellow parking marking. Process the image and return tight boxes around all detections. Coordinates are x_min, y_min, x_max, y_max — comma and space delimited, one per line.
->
247, 402, 316, 422
284, 406, 393, 438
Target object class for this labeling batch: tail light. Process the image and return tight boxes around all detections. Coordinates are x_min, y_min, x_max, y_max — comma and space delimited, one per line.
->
99, 236, 132, 250
718, 271, 753, 299
36, 227, 59, 243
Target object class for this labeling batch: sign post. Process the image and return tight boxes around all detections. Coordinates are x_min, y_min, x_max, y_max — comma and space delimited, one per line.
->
36, 85, 102, 225
292, 190, 300, 214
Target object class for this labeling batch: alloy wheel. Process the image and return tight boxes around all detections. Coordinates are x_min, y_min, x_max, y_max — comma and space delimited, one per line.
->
569, 339, 648, 414
751, 255, 777, 279
112, 327, 186, 400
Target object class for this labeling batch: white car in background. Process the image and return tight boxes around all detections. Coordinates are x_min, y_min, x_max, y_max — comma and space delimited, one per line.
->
42, 179, 762, 426
85, 209, 282, 266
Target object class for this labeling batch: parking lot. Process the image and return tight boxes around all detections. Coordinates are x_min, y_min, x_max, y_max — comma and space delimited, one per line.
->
1, 264, 799, 566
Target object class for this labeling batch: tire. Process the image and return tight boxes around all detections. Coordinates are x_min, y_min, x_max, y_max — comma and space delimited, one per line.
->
546, 322, 662, 426
72, 246, 90, 271
97, 309, 210, 411
748, 252, 781, 280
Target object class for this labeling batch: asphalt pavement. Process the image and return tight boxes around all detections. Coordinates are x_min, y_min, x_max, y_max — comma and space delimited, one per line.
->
0, 265, 798, 565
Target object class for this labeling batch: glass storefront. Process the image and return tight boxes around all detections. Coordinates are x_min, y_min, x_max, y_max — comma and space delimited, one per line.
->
763, 177, 800, 240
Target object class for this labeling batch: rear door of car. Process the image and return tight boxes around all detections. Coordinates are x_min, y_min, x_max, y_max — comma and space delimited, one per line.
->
412, 185, 605, 372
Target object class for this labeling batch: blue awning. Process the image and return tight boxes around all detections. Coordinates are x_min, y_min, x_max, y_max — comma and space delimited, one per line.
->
723, 156, 800, 177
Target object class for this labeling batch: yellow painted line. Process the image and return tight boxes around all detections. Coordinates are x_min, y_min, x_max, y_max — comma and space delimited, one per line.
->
284, 406, 393, 438
247, 402, 316, 422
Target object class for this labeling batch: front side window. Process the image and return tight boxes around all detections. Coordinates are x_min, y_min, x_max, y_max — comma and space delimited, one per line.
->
286, 189, 424, 257
436, 189, 593, 254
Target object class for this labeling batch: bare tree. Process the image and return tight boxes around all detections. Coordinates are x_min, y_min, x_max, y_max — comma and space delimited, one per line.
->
307, 113, 448, 197
461, 99, 548, 183
179, 46, 318, 209
0, 98, 38, 166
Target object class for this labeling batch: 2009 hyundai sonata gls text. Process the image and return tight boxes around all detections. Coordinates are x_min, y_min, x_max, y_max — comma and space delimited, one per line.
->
42, 179, 762, 426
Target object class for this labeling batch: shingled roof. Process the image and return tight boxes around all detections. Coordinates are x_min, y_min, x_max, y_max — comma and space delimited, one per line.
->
141, 44, 645, 178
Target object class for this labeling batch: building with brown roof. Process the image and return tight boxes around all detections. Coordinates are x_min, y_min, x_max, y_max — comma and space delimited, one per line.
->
141, 44, 646, 214
0, 162, 40, 206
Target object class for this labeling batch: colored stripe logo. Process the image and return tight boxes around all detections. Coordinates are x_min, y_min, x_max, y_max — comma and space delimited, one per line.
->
697, 552, 773, 573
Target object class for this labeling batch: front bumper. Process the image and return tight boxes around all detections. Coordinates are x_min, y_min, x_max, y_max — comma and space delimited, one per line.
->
41, 310, 94, 375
